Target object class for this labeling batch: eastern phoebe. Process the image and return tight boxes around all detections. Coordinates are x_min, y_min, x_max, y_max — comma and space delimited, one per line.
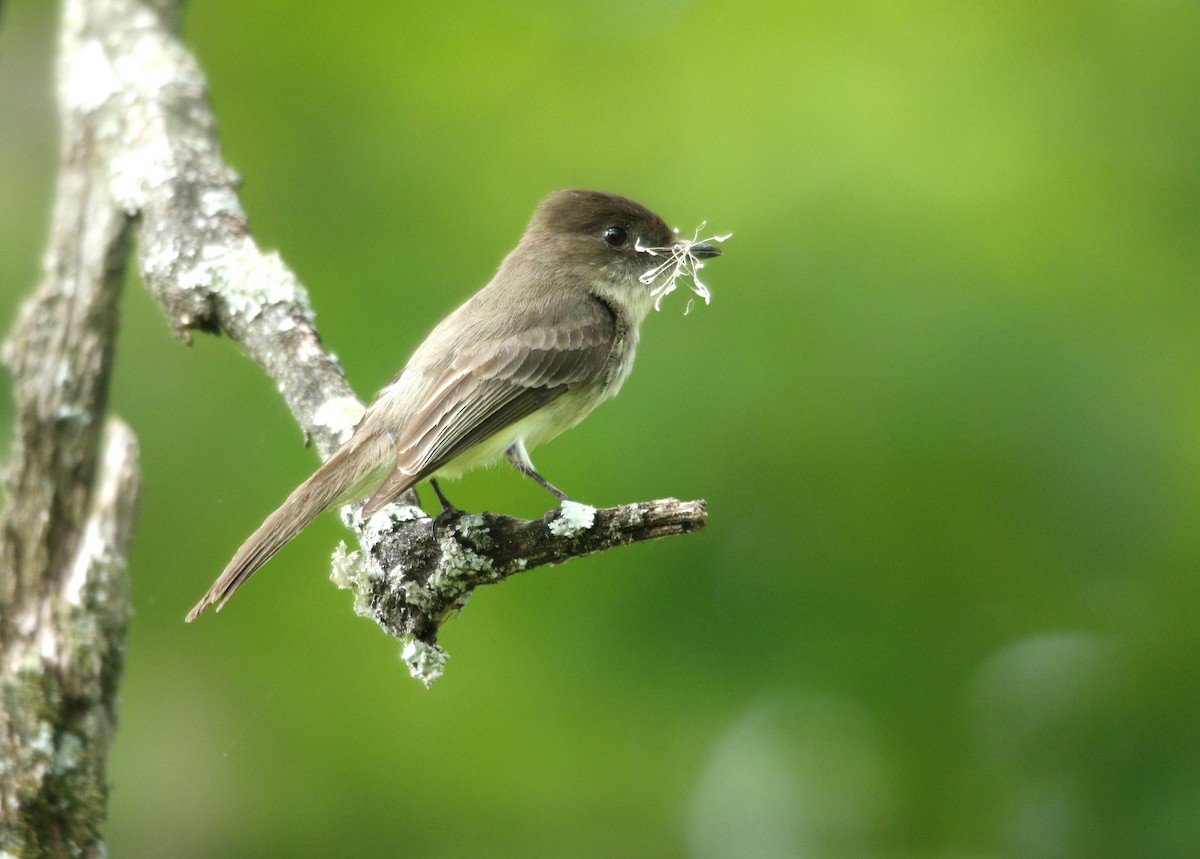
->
186, 189, 722, 621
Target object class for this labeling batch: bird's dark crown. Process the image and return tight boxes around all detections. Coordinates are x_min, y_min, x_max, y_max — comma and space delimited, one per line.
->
531, 189, 674, 250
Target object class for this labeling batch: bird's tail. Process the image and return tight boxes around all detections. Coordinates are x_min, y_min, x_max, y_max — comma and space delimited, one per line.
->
186, 432, 392, 622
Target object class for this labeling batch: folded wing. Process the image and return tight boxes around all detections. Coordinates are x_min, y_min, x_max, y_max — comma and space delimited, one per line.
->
360, 303, 616, 516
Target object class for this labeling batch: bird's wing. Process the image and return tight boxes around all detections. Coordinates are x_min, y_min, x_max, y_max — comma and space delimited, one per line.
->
361, 306, 615, 515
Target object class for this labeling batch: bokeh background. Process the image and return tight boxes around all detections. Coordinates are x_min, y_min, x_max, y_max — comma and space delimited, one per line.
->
3, 1, 1198, 857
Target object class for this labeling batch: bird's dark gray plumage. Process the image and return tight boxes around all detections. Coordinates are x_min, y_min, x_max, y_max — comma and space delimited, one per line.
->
186, 189, 716, 621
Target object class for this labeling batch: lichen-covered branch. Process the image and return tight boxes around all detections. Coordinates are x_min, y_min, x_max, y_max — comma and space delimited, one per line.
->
0, 2, 145, 850
0, 422, 139, 856
85, 0, 360, 458
334, 498, 708, 684
126, 21, 361, 459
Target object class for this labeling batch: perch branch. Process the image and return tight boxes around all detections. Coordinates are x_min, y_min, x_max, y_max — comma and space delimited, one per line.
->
336, 498, 708, 684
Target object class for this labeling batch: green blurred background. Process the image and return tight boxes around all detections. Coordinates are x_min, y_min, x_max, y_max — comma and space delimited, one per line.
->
3, 1, 1199, 856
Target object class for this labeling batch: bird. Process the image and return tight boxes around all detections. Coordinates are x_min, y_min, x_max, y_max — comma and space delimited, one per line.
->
186, 189, 721, 621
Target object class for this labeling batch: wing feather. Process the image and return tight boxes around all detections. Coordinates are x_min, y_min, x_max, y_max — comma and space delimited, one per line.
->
361, 303, 615, 515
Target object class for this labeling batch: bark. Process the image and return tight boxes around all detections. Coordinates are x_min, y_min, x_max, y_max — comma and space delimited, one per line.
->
335, 497, 708, 684
0, 0, 146, 848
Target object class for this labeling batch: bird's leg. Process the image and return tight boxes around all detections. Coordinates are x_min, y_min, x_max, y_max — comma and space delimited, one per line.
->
430, 479, 463, 516
506, 444, 571, 502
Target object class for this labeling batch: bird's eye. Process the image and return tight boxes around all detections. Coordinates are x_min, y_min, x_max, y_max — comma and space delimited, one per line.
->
602, 226, 627, 247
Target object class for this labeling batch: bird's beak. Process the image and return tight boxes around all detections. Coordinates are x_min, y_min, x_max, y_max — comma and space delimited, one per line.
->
678, 240, 722, 259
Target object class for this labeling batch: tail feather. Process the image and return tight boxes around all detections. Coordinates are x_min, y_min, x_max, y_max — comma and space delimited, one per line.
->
360, 465, 421, 519
186, 432, 391, 621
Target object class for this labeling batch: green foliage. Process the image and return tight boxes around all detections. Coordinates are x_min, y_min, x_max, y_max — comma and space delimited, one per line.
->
1, 1, 1197, 856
